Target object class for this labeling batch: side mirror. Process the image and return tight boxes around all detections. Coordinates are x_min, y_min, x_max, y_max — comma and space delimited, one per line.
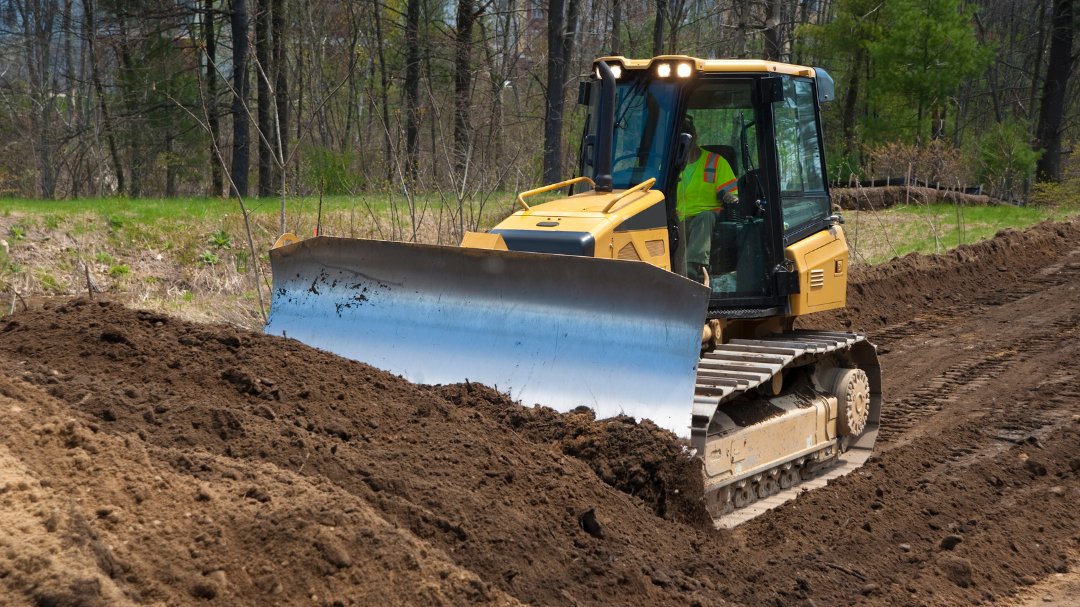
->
757, 77, 783, 105
674, 133, 692, 168
815, 68, 835, 103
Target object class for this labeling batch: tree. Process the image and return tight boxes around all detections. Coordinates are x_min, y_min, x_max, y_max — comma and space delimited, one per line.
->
256, 0, 272, 196
542, 0, 580, 185
230, 0, 250, 197
799, 0, 888, 157
867, 0, 991, 142
1035, 0, 1075, 182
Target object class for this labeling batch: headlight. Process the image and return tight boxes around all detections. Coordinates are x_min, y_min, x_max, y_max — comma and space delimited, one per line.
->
657, 63, 671, 77
677, 63, 692, 78
596, 65, 624, 79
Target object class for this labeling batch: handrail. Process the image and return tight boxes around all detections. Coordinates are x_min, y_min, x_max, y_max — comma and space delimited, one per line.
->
516, 176, 596, 211
602, 178, 657, 213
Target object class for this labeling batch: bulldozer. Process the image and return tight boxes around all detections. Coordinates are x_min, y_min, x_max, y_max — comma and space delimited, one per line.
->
266, 56, 881, 526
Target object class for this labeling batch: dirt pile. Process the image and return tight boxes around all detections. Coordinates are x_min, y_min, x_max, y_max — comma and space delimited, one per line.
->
0, 374, 518, 607
802, 218, 1080, 333
440, 383, 712, 529
831, 186, 993, 210
1, 300, 732, 606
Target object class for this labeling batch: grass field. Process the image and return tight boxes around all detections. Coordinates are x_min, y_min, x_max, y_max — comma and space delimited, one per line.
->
1, 193, 1076, 328
844, 202, 1078, 264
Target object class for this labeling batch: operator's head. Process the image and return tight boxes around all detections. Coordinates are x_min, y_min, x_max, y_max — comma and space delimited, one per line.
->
679, 115, 698, 143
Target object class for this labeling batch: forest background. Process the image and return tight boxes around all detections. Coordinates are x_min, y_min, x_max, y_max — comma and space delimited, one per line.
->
2, 0, 1078, 209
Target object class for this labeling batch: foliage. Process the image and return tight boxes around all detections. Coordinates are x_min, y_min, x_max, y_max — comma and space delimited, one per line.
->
10, 225, 25, 241
305, 148, 365, 195
974, 121, 1043, 202
199, 251, 219, 266
209, 229, 234, 250
865, 0, 992, 141
109, 265, 131, 278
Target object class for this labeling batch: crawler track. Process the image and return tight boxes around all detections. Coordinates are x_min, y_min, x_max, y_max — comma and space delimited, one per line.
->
689, 330, 882, 527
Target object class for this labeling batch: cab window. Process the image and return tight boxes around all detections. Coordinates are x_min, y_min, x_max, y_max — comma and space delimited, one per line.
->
774, 76, 828, 235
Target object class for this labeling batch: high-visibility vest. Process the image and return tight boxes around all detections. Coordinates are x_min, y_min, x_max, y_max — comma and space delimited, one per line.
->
676, 151, 739, 220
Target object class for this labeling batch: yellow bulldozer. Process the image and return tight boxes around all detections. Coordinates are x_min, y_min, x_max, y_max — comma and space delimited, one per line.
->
267, 56, 881, 526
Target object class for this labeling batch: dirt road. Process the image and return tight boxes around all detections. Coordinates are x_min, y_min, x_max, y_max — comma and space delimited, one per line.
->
1, 220, 1078, 606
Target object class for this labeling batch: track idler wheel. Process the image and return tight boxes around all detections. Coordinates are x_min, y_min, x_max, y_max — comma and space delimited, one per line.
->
819, 367, 871, 437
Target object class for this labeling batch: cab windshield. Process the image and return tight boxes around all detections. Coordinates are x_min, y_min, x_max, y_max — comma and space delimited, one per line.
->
581, 77, 679, 188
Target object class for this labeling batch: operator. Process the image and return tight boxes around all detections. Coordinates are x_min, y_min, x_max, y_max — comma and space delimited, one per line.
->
675, 117, 739, 285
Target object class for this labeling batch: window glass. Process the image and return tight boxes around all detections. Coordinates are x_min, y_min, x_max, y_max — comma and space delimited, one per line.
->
774, 77, 824, 195
580, 78, 678, 189
676, 80, 772, 300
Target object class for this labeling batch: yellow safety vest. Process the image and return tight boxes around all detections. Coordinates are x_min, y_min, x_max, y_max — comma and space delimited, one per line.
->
676, 151, 739, 220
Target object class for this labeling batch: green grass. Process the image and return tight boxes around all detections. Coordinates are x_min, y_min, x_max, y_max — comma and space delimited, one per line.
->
843, 203, 1077, 264
0, 192, 526, 224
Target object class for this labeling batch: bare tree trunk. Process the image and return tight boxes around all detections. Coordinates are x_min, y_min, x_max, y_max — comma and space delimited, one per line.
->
404, 0, 421, 181
735, 0, 750, 58
652, 0, 665, 56
22, 0, 58, 199
272, 0, 288, 195
453, 0, 480, 173
542, 0, 566, 185
230, 0, 251, 197
763, 0, 781, 61
1035, 0, 1075, 182
372, 0, 392, 182
610, 0, 621, 55
1029, 0, 1048, 125
83, 0, 124, 194
204, 0, 223, 196
256, 0, 272, 196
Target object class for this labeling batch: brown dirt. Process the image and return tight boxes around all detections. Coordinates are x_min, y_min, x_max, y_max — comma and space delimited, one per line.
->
2, 217, 1080, 606
831, 186, 994, 211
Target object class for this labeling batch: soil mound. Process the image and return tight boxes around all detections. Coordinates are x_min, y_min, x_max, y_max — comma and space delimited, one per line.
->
831, 186, 993, 210
439, 383, 712, 529
0, 300, 728, 606
802, 218, 1080, 332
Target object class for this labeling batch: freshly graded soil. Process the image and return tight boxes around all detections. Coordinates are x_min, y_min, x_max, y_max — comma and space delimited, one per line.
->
2, 217, 1080, 606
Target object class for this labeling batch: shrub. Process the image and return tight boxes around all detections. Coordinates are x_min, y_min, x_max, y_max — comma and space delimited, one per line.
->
209, 229, 233, 249
975, 121, 1043, 202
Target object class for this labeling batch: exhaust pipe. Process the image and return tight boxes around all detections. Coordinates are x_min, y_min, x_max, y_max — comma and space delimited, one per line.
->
594, 60, 616, 193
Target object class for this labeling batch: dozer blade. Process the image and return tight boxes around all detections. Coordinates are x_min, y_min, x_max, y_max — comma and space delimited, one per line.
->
266, 237, 710, 434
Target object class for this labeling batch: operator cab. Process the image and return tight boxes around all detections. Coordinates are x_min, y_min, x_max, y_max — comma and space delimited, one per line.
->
576, 57, 835, 319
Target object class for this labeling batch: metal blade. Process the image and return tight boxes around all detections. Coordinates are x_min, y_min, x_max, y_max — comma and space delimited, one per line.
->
266, 237, 709, 436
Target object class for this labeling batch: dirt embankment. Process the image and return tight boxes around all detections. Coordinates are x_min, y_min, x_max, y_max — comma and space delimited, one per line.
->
801, 219, 1080, 333
1, 217, 1080, 606
831, 186, 993, 211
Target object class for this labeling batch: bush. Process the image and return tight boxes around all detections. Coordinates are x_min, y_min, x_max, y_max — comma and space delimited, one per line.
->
209, 229, 233, 249
304, 148, 365, 195
975, 121, 1043, 202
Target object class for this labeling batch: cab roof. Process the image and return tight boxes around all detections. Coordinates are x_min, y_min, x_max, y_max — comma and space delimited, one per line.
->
593, 55, 818, 78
